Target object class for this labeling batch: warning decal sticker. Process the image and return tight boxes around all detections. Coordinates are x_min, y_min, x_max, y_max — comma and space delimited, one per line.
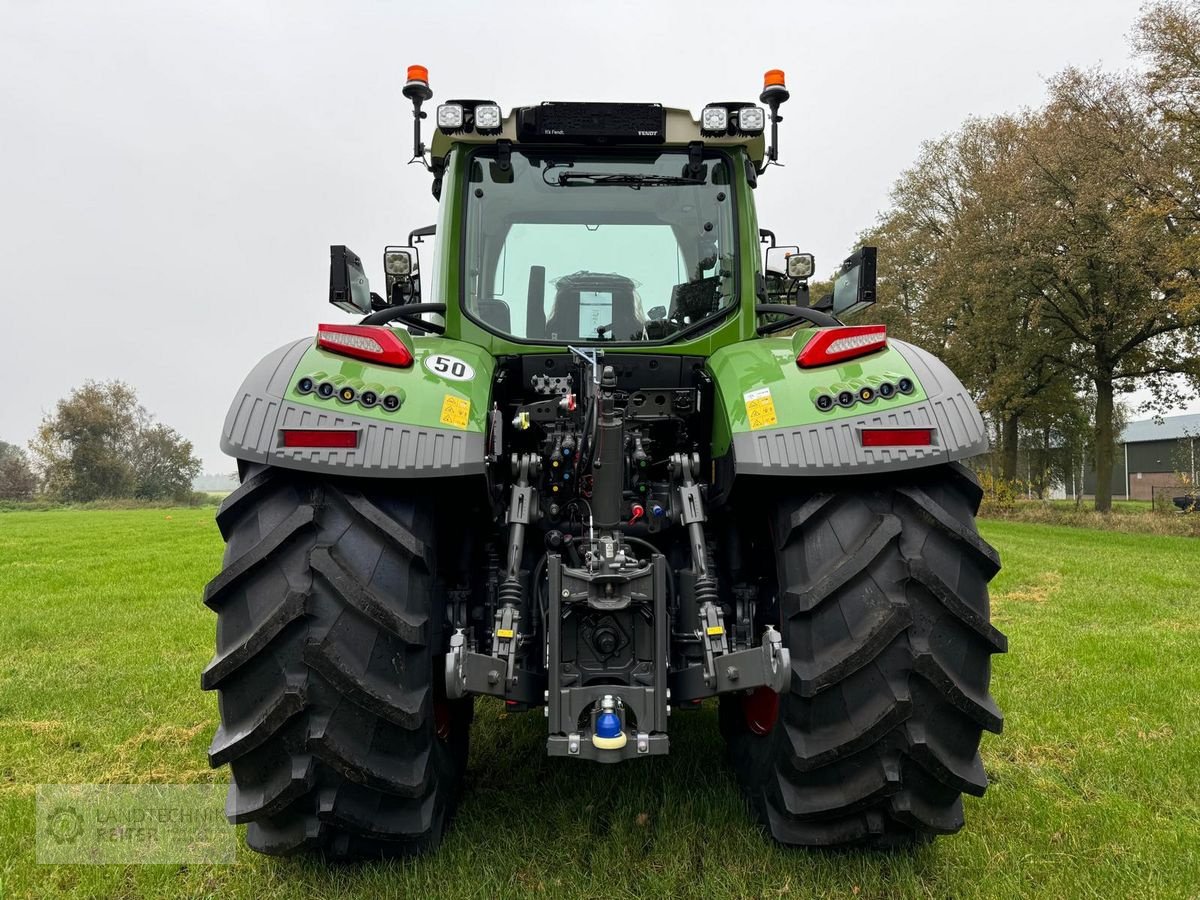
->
744, 387, 778, 430
439, 395, 471, 429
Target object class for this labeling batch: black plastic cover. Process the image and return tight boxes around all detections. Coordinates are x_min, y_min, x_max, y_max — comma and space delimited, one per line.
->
517, 103, 666, 144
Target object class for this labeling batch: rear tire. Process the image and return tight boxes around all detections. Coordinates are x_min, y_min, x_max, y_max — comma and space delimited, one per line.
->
202, 465, 470, 859
722, 463, 1006, 847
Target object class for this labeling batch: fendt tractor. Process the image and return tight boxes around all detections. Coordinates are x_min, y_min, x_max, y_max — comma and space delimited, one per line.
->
203, 67, 1006, 858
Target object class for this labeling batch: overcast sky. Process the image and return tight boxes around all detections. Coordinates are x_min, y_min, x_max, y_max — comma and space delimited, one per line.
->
3, 0, 1182, 472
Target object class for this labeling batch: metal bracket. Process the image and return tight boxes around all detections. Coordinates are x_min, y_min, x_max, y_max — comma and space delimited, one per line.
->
445, 628, 546, 704
698, 602, 729, 689
732, 585, 756, 650
761, 625, 789, 693
568, 345, 603, 387
677, 483, 706, 526
445, 629, 468, 699
447, 587, 470, 631
507, 483, 537, 525
491, 603, 520, 690
488, 403, 503, 461
669, 625, 791, 702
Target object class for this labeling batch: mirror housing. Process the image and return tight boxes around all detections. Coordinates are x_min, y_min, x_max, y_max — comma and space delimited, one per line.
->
329, 245, 372, 315
831, 246, 877, 318
764, 244, 814, 305
765, 244, 799, 276
765, 246, 814, 279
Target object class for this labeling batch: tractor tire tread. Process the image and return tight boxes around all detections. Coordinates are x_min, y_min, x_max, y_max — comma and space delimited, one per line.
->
203, 465, 466, 859
724, 465, 1004, 847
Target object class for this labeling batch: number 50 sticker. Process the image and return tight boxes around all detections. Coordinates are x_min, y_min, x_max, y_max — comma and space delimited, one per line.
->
424, 353, 474, 381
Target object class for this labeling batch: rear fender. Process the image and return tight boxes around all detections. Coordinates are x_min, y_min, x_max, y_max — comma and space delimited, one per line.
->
707, 334, 986, 476
220, 334, 492, 477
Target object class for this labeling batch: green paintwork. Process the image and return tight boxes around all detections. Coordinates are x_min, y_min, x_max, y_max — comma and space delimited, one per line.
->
286, 335, 495, 432
705, 334, 926, 456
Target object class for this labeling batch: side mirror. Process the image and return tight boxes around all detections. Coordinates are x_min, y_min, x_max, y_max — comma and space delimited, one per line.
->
329, 245, 372, 314
831, 246, 877, 317
384, 245, 421, 306
647, 305, 666, 321
765, 246, 814, 279
764, 245, 815, 305
765, 244, 797, 276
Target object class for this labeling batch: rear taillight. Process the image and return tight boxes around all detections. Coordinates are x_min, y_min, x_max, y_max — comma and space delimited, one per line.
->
860, 428, 934, 447
281, 429, 359, 448
796, 325, 887, 368
316, 324, 414, 367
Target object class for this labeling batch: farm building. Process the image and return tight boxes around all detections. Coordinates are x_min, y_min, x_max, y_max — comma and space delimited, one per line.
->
1083, 412, 1200, 501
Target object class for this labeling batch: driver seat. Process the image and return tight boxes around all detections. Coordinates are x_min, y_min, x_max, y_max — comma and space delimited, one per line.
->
546, 272, 642, 341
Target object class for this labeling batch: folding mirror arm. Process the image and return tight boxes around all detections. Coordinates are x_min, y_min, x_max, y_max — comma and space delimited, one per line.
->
408, 224, 436, 245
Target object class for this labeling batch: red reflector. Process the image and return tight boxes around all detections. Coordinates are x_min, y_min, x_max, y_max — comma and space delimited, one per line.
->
281, 429, 359, 449
317, 324, 414, 367
860, 428, 934, 447
742, 685, 780, 736
796, 325, 887, 368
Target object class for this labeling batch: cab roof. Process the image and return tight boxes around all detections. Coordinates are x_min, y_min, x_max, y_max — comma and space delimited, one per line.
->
429, 103, 766, 167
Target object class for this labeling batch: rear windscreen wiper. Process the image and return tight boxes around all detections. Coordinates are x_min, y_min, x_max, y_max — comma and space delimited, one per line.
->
556, 172, 706, 188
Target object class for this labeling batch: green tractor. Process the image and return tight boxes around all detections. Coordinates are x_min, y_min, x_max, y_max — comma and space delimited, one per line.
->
203, 66, 1005, 858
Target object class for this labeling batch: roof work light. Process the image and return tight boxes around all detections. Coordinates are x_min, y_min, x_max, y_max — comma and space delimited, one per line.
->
700, 105, 729, 135
436, 103, 464, 131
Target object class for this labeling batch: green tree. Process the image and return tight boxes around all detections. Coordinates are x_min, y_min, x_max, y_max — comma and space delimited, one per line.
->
1135, 1, 1200, 320
0, 441, 38, 501
29, 381, 201, 502
132, 424, 202, 502
30, 381, 143, 501
1017, 70, 1200, 510
863, 116, 1072, 482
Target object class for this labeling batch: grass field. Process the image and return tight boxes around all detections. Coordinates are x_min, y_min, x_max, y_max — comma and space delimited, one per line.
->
0, 508, 1197, 899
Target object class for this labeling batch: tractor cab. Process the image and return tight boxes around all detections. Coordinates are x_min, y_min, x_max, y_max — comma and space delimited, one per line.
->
328, 67, 864, 348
